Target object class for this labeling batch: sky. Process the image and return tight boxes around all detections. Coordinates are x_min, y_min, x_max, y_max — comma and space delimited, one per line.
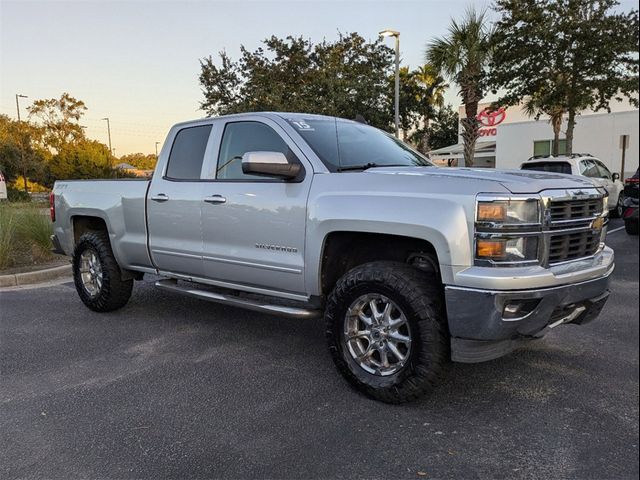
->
0, 0, 636, 155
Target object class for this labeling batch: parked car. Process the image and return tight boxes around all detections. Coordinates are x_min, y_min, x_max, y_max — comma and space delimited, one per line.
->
623, 168, 639, 235
51, 113, 614, 403
521, 154, 625, 217
0, 171, 7, 200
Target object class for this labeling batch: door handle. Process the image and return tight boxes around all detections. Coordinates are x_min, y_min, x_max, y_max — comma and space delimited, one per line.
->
204, 195, 227, 205
151, 193, 169, 202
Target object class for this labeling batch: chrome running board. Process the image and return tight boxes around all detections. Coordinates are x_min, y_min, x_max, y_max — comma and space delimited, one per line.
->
155, 279, 321, 319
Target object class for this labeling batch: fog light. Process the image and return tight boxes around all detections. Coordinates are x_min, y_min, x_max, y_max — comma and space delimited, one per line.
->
502, 299, 541, 320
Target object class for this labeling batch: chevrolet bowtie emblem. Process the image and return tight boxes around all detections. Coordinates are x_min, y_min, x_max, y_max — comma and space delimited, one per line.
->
591, 217, 605, 230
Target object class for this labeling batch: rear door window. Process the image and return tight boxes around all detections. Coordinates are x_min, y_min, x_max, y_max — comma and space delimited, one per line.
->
165, 125, 212, 180
521, 162, 572, 174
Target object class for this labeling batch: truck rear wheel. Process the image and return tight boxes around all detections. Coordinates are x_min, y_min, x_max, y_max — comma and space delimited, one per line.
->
72, 231, 133, 312
325, 261, 448, 403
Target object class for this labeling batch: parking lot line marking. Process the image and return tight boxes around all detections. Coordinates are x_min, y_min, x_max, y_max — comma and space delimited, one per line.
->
607, 226, 626, 235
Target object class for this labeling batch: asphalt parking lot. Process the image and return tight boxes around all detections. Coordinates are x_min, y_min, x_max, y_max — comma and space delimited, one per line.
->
1, 219, 638, 479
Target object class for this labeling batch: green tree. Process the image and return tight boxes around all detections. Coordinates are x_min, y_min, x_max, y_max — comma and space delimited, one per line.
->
408, 104, 459, 152
522, 91, 567, 156
397, 66, 420, 138
395, 64, 449, 151
0, 115, 48, 192
119, 152, 157, 170
48, 140, 114, 182
426, 105, 460, 151
199, 33, 395, 130
27, 92, 87, 152
490, 0, 639, 155
427, 9, 494, 166
412, 64, 448, 152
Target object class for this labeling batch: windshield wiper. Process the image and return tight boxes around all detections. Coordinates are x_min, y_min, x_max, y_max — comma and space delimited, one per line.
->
337, 163, 412, 172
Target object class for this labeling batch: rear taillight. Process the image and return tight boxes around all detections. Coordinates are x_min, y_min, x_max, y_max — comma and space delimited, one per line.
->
49, 191, 55, 222
625, 177, 639, 185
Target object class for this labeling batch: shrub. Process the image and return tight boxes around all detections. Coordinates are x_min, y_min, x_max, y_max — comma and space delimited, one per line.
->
0, 207, 17, 269
17, 207, 53, 256
7, 186, 31, 202
0, 204, 53, 270
9, 176, 49, 193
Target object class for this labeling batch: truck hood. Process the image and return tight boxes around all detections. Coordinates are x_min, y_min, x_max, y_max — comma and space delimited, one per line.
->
367, 166, 597, 194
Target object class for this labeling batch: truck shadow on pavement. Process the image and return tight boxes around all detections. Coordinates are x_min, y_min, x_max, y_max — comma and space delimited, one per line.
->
91, 277, 622, 414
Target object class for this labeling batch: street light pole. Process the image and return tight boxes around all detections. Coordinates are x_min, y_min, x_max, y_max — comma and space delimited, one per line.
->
155, 141, 160, 158
15, 94, 29, 193
101, 117, 113, 157
15, 94, 28, 121
380, 29, 400, 138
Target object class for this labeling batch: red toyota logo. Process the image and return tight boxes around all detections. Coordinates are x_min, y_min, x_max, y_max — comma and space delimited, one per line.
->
477, 107, 506, 127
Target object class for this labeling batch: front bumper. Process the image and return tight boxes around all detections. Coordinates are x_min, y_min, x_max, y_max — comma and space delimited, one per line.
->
445, 264, 613, 363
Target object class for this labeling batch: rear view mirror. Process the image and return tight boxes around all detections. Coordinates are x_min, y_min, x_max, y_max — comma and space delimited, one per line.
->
612, 172, 620, 181
241, 151, 301, 179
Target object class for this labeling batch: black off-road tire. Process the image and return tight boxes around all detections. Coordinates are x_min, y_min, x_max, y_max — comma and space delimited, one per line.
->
325, 261, 448, 403
72, 231, 133, 312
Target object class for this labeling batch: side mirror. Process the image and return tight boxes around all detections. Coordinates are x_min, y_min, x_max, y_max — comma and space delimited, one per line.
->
241, 151, 301, 179
612, 172, 620, 181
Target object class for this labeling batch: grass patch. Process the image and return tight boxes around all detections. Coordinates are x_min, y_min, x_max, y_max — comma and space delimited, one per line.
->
18, 208, 54, 253
0, 208, 18, 269
0, 203, 54, 271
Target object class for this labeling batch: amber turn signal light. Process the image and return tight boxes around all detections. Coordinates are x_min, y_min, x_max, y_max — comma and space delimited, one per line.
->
476, 239, 506, 259
477, 203, 506, 222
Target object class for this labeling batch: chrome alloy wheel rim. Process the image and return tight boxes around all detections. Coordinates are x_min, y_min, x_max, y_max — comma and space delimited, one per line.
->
79, 249, 103, 297
344, 294, 412, 376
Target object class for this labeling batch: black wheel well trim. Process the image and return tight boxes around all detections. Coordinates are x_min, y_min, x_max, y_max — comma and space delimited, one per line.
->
319, 231, 441, 296
71, 215, 139, 281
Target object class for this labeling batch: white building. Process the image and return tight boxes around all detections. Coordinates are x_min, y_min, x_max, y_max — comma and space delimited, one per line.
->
429, 99, 639, 178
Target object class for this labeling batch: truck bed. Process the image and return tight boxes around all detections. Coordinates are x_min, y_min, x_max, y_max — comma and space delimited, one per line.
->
53, 179, 153, 271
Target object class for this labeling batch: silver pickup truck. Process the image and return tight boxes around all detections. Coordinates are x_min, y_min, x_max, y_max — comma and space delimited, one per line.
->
51, 113, 614, 403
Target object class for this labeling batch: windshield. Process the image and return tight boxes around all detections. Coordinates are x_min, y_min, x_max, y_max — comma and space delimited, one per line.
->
285, 116, 432, 171
522, 161, 572, 175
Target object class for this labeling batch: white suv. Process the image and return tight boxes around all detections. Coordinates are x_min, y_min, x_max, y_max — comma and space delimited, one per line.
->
521, 154, 625, 217
0, 171, 7, 200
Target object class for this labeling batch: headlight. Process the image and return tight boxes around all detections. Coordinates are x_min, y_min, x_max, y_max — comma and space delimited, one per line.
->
475, 195, 542, 266
602, 195, 609, 216
476, 198, 540, 225
476, 235, 539, 264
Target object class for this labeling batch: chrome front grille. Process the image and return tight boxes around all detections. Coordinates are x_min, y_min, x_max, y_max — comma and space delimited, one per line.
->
472, 188, 606, 268
548, 230, 601, 264
544, 191, 606, 265
548, 198, 603, 223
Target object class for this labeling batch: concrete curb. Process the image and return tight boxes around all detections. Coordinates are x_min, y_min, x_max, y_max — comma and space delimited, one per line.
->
0, 264, 72, 288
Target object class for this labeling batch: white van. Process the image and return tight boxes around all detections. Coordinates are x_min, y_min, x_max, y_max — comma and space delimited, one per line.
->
0, 172, 8, 200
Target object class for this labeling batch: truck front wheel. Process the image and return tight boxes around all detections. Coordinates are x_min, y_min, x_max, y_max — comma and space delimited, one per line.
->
325, 261, 448, 403
72, 232, 133, 312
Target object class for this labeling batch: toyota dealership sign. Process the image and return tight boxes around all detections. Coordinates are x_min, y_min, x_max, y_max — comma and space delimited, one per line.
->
477, 107, 506, 137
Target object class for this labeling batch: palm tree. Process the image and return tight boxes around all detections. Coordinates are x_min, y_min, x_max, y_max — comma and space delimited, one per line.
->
427, 8, 493, 167
523, 98, 565, 157
522, 71, 570, 157
413, 64, 448, 152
